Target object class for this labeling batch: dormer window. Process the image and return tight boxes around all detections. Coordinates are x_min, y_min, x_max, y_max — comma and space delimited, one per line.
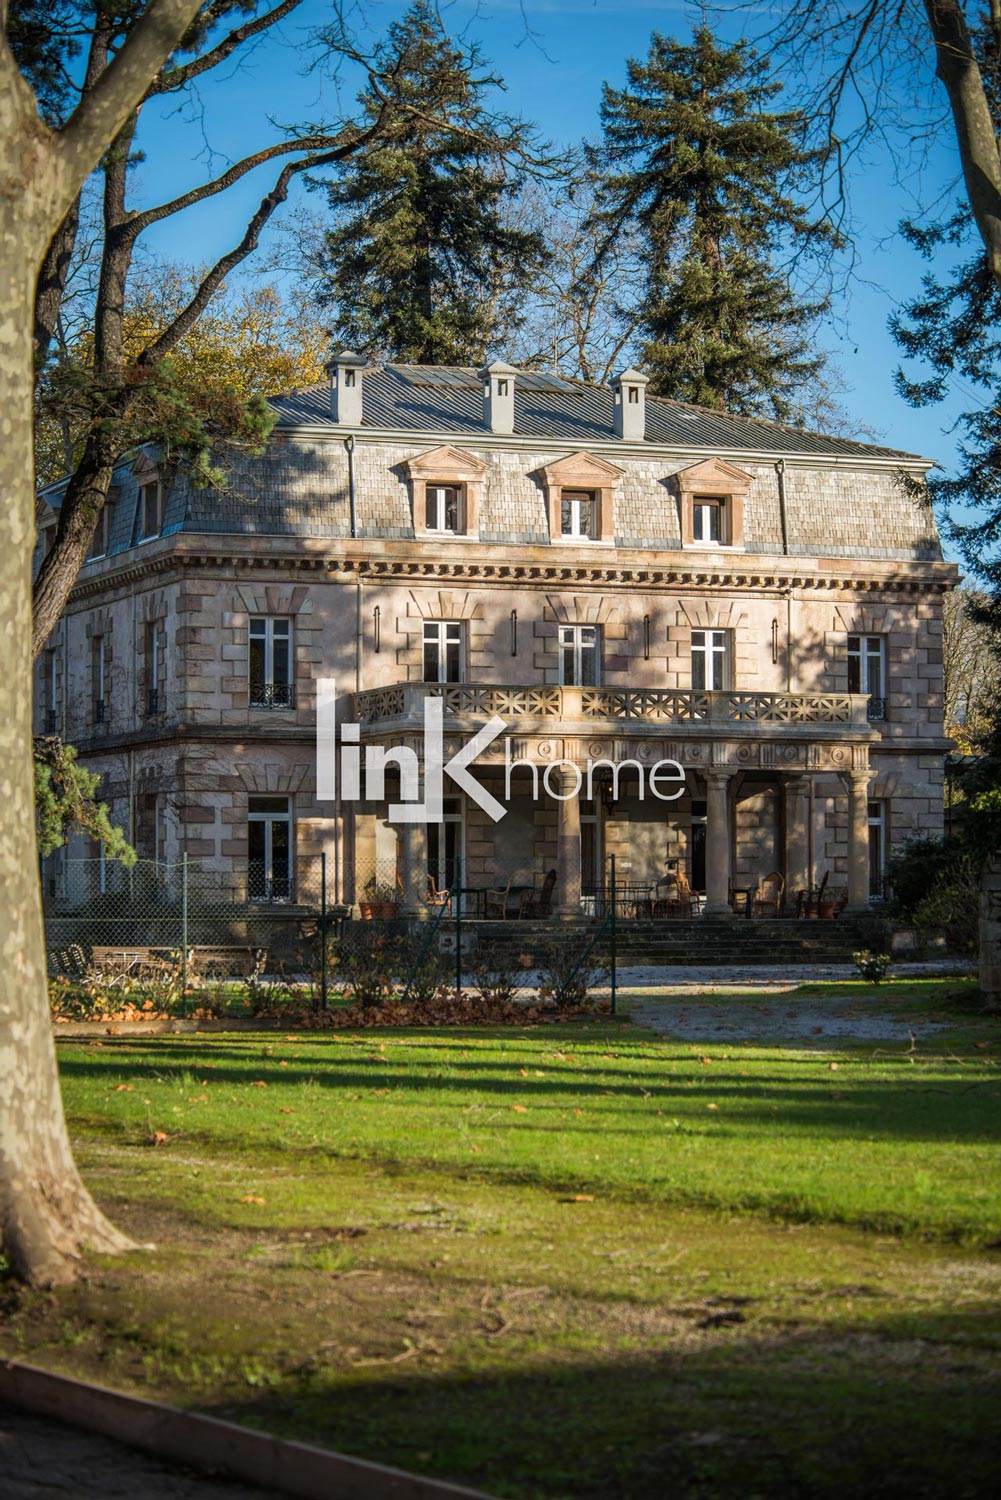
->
88, 500, 115, 560
426, 485, 461, 534
133, 479, 163, 544
560, 491, 597, 540
541, 452, 622, 544
405, 445, 486, 540
675, 459, 750, 551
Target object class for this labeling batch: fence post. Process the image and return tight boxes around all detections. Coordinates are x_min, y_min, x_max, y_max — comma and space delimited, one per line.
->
454, 854, 462, 999
609, 853, 617, 1016
320, 852, 328, 1011
181, 851, 189, 1016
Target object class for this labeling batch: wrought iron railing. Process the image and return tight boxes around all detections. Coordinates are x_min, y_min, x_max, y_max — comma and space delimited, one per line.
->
250, 682, 296, 710
145, 688, 163, 717
93, 698, 105, 724
44, 709, 58, 734
866, 697, 887, 722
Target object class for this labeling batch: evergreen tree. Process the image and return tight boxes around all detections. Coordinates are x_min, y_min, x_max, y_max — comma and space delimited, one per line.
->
589, 27, 838, 418
318, 0, 548, 365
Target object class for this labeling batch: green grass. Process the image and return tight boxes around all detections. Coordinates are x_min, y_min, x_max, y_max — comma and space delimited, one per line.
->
55, 987, 1001, 1243
1, 979, 998, 1499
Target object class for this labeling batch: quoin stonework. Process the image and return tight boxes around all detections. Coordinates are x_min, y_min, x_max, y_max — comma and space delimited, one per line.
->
35, 355, 956, 922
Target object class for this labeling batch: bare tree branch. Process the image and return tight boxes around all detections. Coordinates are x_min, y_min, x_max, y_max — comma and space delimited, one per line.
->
150, 0, 303, 96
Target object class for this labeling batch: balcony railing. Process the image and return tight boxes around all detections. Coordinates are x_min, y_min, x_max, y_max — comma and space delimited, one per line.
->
250, 681, 296, 710
352, 684, 874, 730
866, 696, 887, 722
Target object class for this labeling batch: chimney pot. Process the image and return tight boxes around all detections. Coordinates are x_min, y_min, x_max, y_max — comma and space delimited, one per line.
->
479, 360, 517, 435
328, 349, 366, 425
611, 367, 649, 441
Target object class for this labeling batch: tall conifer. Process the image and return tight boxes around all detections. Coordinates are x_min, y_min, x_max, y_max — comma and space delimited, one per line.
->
319, 0, 547, 364
591, 27, 838, 418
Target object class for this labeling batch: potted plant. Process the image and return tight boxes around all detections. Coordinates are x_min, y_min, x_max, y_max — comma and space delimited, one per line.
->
854, 949, 891, 984
360, 878, 398, 921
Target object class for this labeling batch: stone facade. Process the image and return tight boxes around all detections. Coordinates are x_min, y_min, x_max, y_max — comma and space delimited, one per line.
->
36, 361, 956, 919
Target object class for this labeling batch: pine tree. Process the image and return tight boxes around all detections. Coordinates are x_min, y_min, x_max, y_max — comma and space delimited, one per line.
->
590, 27, 838, 418
318, 0, 548, 365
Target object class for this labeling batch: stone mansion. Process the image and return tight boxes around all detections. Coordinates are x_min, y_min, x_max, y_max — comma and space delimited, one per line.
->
35, 355, 956, 919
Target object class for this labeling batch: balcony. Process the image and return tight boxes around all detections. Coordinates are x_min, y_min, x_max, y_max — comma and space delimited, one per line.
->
352, 684, 876, 738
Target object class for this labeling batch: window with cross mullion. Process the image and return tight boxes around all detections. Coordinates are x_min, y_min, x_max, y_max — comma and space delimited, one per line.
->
249, 617, 294, 708
691, 629, 729, 691
559, 624, 600, 686
423, 621, 463, 683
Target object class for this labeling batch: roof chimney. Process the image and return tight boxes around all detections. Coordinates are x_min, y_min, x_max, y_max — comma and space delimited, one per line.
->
328, 349, 366, 425
611, 367, 649, 441
480, 360, 517, 435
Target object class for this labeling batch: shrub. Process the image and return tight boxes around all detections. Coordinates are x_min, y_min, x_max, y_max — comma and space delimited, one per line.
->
330, 925, 406, 1009
535, 934, 608, 1011
472, 943, 534, 1006
912, 857, 982, 955
853, 949, 892, 984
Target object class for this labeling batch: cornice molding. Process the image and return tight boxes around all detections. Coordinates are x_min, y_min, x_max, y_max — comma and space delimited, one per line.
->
66, 543, 957, 608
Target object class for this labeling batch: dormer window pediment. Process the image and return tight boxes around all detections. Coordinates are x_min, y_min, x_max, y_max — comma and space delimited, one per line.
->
674, 457, 751, 551
405, 445, 486, 539
539, 451, 623, 545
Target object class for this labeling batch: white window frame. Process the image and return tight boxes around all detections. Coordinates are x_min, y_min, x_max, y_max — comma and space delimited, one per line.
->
249, 616, 294, 708
691, 629, 730, 691
248, 795, 293, 903
425, 484, 461, 535
559, 624, 601, 686
560, 491, 597, 541
848, 634, 886, 718
423, 621, 463, 683
692, 498, 724, 545
868, 799, 886, 898
134, 480, 163, 544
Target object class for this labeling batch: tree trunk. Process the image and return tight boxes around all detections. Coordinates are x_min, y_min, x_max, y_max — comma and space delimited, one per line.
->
33, 429, 119, 659
0, 226, 135, 1290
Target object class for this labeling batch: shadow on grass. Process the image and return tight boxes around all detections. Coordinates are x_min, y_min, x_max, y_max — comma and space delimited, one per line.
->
190, 1312, 1001, 1500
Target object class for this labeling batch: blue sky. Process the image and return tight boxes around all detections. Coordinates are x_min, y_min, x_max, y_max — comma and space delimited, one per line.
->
131, 0, 977, 477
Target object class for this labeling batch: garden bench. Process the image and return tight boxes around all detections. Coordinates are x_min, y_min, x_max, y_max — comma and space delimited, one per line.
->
187, 945, 267, 979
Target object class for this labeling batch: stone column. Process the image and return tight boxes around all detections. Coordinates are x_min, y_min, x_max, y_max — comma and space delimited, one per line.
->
351, 810, 378, 909
554, 766, 582, 918
704, 768, 734, 915
841, 769, 876, 910
400, 820, 428, 919
783, 774, 811, 901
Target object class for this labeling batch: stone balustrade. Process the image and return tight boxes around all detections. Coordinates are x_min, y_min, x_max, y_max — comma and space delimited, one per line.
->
351, 683, 873, 732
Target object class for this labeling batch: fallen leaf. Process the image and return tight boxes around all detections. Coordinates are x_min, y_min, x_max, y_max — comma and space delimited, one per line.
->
279, 1107, 294, 1115
707, 1103, 718, 1111
470, 1143, 482, 1154
830, 1090, 844, 1100
573, 1108, 584, 1117
828, 1062, 839, 1071
564, 1193, 594, 1202
239, 1194, 265, 1205
511, 1104, 528, 1113
151, 1130, 170, 1146
518, 1068, 529, 1077
114, 1083, 133, 1093
251, 1080, 268, 1088
700, 1056, 712, 1065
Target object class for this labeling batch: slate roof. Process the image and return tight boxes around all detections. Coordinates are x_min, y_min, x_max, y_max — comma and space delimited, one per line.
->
269, 363, 922, 463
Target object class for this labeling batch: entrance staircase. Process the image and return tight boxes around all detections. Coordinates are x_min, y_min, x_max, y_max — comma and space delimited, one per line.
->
468, 915, 887, 967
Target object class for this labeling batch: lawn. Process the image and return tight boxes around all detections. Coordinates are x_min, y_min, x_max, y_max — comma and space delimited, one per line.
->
2, 979, 1000, 1498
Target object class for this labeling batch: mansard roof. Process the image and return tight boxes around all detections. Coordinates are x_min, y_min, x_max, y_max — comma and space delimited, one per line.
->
269, 362, 922, 464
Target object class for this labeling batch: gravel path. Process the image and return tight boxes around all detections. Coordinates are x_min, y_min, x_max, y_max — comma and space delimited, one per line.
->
0, 1406, 279, 1499
608, 960, 974, 1044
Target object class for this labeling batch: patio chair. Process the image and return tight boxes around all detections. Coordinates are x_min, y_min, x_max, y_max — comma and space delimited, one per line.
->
484, 873, 516, 919
427, 874, 452, 913
518, 868, 557, 919
753, 870, 785, 917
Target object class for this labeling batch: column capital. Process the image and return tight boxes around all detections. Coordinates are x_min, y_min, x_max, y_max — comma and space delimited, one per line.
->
839, 768, 877, 793
705, 765, 736, 786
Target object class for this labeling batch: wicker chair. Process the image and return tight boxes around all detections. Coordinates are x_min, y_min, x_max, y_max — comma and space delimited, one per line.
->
484, 873, 516, 919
